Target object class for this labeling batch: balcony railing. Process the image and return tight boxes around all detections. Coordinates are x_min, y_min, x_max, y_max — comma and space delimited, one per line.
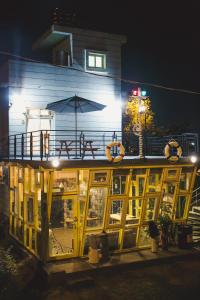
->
0, 130, 198, 161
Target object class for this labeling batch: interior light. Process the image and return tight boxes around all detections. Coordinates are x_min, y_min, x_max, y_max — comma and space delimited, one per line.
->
52, 158, 60, 168
190, 155, 198, 163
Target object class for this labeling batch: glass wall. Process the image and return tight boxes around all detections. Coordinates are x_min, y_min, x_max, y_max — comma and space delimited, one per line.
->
8, 164, 195, 261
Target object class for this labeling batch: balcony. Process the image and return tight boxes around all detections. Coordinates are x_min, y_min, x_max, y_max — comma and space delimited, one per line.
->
0, 130, 198, 161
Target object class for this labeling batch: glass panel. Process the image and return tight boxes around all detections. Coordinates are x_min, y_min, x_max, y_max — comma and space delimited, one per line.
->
112, 170, 129, 195
37, 190, 41, 228
91, 171, 108, 184
27, 197, 34, 224
131, 169, 146, 197
160, 183, 176, 217
53, 170, 77, 193
125, 199, 142, 225
88, 55, 95, 67
86, 188, 107, 228
49, 197, 75, 256
123, 228, 137, 249
107, 230, 119, 251
79, 170, 89, 196
109, 199, 124, 225
145, 198, 158, 221
176, 196, 187, 219
179, 168, 192, 191
147, 168, 162, 192
96, 56, 103, 68
139, 226, 150, 247
168, 170, 177, 177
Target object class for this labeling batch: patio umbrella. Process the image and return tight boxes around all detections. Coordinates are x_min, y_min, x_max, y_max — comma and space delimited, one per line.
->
46, 95, 106, 158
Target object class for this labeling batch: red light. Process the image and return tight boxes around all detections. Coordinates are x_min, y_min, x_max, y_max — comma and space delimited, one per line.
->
133, 90, 138, 96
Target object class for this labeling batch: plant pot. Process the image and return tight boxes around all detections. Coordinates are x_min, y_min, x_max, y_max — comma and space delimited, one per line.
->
151, 238, 158, 253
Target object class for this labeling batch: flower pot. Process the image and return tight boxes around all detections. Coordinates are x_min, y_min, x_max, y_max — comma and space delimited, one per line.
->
151, 238, 158, 253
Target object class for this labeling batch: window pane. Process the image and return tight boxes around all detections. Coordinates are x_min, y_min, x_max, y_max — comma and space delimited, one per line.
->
125, 199, 142, 225
109, 199, 124, 225
112, 170, 129, 195
160, 183, 176, 217
176, 196, 187, 219
147, 168, 162, 192
86, 187, 107, 228
27, 197, 34, 223
179, 168, 192, 191
88, 55, 95, 67
123, 228, 137, 249
95, 56, 103, 68
145, 198, 157, 221
139, 226, 151, 247
53, 171, 77, 193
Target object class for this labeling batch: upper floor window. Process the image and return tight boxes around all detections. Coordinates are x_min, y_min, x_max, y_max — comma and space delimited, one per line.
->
85, 50, 106, 72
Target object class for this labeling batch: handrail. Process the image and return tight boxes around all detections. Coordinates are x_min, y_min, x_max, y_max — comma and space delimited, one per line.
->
0, 130, 198, 161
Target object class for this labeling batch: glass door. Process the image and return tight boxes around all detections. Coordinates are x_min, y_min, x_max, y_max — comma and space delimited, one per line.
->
49, 195, 78, 258
26, 109, 54, 156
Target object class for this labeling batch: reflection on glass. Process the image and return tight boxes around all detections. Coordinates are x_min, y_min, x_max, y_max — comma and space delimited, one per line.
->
176, 196, 187, 219
145, 198, 157, 221
112, 170, 129, 195
179, 168, 192, 191
132, 169, 146, 197
123, 228, 137, 249
53, 171, 77, 193
79, 170, 89, 196
109, 199, 124, 225
147, 169, 162, 192
125, 199, 142, 225
160, 183, 176, 217
92, 171, 108, 184
49, 197, 75, 256
139, 226, 150, 247
87, 188, 107, 228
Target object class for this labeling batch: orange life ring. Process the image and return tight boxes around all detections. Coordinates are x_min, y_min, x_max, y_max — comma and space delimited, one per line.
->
164, 140, 182, 162
106, 141, 125, 163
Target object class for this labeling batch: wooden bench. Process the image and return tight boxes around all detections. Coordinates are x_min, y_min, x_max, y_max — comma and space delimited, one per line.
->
56, 140, 73, 159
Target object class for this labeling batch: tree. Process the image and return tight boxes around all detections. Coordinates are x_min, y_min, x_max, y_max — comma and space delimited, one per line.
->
124, 95, 154, 135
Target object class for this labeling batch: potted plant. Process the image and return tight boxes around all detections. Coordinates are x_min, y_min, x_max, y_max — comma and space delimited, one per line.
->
158, 215, 172, 250
147, 221, 160, 253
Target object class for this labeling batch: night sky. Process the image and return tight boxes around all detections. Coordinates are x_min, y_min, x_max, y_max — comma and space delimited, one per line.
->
0, 1, 200, 132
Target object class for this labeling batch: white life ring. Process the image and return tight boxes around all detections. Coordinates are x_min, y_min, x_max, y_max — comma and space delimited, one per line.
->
106, 141, 125, 163
164, 140, 182, 162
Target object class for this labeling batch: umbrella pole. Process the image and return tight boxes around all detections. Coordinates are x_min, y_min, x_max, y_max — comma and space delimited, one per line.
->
75, 105, 78, 158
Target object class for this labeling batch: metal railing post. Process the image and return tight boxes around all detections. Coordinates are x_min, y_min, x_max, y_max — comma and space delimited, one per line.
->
40, 131, 44, 161
21, 134, 24, 160
30, 132, 33, 160
14, 135, 16, 159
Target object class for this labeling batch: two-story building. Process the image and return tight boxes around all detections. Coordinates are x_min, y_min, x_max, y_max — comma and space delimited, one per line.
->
0, 23, 198, 264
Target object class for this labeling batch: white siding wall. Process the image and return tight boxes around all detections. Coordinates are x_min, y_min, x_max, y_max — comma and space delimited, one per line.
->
8, 30, 124, 136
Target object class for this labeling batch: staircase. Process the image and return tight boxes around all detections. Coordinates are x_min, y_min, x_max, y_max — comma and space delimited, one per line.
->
188, 187, 200, 245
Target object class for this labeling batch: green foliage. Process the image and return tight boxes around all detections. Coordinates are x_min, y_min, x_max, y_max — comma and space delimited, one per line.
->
147, 221, 160, 239
158, 215, 172, 234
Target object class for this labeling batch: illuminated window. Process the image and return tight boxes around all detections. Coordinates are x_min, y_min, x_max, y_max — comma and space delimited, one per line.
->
86, 50, 106, 71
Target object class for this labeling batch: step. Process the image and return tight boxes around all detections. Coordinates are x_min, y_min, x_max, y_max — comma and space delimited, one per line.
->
192, 207, 200, 214
188, 212, 200, 219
